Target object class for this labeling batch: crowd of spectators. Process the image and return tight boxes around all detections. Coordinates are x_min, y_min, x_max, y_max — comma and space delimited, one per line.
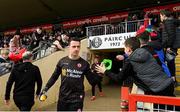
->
0, 27, 80, 76
0, 10, 179, 76
87, 11, 179, 36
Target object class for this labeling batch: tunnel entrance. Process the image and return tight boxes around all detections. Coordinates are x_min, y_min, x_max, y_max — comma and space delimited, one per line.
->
91, 49, 124, 85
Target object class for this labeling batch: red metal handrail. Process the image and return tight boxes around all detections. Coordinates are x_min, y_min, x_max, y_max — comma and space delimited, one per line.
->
129, 94, 180, 111
120, 87, 180, 111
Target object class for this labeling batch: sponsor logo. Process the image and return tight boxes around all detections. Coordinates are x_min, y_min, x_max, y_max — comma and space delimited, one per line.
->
67, 69, 83, 74
63, 63, 69, 65
61, 68, 67, 76
68, 73, 81, 78
65, 69, 83, 78
77, 63, 82, 68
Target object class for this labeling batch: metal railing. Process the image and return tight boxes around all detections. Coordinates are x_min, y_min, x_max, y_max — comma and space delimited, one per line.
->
31, 41, 54, 61
121, 87, 180, 112
86, 19, 150, 37
0, 41, 55, 76
0, 48, 12, 76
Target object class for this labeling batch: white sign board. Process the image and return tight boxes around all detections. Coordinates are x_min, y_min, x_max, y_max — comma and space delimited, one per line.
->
88, 32, 136, 50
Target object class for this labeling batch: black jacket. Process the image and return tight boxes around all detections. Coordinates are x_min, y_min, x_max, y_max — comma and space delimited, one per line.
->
141, 44, 162, 66
5, 62, 42, 100
44, 56, 99, 103
161, 17, 176, 48
105, 48, 173, 93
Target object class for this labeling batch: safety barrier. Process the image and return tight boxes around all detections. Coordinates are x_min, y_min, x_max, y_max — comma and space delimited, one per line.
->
121, 87, 180, 112
86, 19, 151, 37
0, 41, 55, 76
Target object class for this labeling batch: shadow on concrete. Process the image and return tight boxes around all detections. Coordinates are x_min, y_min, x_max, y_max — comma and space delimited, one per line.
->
38, 84, 121, 111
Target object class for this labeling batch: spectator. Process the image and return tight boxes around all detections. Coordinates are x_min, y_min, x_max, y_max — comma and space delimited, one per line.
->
160, 9, 178, 82
2, 42, 9, 49
60, 34, 70, 48
30, 27, 45, 51
90, 55, 104, 101
8, 31, 26, 63
136, 27, 162, 65
147, 27, 171, 77
30, 27, 45, 59
96, 37, 175, 97
0, 50, 11, 75
51, 34, 63, 52
21, 34, 32, 49
0, 50, 9, 63
9, 31, 22, 52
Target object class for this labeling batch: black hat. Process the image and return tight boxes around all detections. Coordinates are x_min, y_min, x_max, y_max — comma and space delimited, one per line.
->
14, 30, 21, 36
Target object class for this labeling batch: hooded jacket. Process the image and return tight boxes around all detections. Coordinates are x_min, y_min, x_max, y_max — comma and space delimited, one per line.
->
5, 62, 42, 100
105, 48, 173, 93
129, 48, 173, 92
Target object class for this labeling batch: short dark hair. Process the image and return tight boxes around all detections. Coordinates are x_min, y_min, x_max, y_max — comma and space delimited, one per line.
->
124, 37, 140, 51
69, 37, 81, 45
14, 30, 21, 36
160, 9, 171, 17
136, 31, 150, 44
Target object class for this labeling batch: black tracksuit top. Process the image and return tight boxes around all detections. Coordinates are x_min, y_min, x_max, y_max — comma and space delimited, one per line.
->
45, 56, 97, 103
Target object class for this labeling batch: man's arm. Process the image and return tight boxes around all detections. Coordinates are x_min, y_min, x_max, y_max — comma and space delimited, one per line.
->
35, 67, 43, 96
96, 59, 133, 82
85, 63, 100, 85
5, 68, 15, 100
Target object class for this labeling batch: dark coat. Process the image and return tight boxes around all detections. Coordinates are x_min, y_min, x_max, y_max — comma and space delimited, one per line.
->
105, 48, 173, 93
5, 62, 42, 105
161, 17, 176, 48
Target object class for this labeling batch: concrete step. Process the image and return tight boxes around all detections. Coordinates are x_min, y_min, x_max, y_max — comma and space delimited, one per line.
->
175, 55, 180, 57
175, 57, 180, 59
176, 77, 180, 82
176, 71, 180, 75
175, 60, 180, 62
175, 86, 180, 93
176, 67, 180, 71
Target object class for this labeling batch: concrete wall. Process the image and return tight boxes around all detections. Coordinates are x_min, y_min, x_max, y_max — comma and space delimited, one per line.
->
0, 39, 109, 110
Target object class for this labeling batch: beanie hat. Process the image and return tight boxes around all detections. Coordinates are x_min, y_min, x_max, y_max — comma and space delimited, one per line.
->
136, 25, 146, 36
146, 25, 158, 40
149, 31, 158, 40
136, 25, 158, 40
